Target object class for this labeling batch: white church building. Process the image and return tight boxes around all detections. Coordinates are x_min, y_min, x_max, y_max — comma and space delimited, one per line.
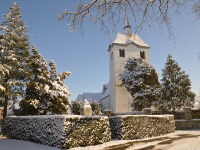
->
76, 19, 151, 113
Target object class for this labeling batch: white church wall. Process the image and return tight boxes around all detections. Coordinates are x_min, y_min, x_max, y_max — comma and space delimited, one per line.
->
100, 96, 110, 110
109, 42, 150, 113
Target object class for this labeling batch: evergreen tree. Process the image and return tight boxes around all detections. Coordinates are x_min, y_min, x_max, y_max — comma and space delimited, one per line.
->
19, 45, 50, 115
48, 60, 71, 114
93, 101, 102, 115
71, 100, 81, 115
156, 54, 195, 112
120, 58, 160, 111
0, 2, 30, 118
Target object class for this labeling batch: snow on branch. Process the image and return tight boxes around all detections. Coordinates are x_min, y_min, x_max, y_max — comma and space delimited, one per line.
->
58, 0, 186, 39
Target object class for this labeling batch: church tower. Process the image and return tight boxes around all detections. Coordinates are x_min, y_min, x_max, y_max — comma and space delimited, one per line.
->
108, 18, 151, 113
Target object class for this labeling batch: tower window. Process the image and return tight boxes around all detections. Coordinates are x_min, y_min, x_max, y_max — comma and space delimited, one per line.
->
119, 49, 125, 57
140, 51, 145, 59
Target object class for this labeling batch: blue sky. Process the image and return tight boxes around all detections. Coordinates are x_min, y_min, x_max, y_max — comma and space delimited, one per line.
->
0, 0, 200, 100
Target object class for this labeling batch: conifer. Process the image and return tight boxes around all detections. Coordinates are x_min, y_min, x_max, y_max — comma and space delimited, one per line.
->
0, 2, 30, 118
19, 45, 50, 115
157, 54, 195, 112
120, 58, 160, 111
48, 60, 71, 114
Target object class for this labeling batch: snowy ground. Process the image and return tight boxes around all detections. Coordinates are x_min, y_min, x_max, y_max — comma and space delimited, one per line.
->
0, 130, 200, 150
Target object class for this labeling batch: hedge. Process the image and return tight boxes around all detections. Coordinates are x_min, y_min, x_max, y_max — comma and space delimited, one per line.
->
109, 115, 175, 140
3, 115, 111, 149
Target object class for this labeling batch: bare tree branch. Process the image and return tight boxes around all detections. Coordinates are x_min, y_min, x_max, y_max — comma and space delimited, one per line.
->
58, 0, 191, 40
193, 0, 200, 19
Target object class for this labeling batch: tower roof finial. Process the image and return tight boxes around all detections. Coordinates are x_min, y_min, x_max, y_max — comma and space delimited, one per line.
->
124, 15, 131, 36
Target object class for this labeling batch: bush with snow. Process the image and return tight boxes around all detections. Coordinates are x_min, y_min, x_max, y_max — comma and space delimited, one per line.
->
109, 115, 175, 140
3, 115, 111, 149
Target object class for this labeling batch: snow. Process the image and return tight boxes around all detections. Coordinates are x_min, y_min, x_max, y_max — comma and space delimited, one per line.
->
112, 114, 174, 118
113, 33, 150, 47
0, 139, 59, 150
1, 130, 200, 150
100, 83, 110, 100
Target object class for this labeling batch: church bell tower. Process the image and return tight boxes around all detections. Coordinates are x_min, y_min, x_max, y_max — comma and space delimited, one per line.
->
108, 18, 151, 113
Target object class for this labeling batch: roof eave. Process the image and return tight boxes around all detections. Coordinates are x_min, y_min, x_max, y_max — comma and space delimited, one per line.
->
110, 41, 150, 49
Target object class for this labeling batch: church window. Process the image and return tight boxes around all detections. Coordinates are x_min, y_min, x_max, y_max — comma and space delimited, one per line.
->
119, 49, 125, 57
140, 51, 145, 59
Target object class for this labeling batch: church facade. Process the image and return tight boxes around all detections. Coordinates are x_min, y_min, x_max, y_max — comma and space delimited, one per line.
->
76, 21, 151, 114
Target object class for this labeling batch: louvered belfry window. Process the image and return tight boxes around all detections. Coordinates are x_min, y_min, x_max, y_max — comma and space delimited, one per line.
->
119, 49, 125, 57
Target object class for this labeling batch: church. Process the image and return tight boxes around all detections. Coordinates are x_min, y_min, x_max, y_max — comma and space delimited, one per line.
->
76, 18, 151, 114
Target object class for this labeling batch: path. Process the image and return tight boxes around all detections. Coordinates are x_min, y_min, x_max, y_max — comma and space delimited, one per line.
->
0, 130, 200, 150
135, 130, 200, 150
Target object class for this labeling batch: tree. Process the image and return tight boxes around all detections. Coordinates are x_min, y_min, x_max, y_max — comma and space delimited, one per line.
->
156, 54, 195, 112
93, 101, 102, 115
0, 2, 30, 118
58, 0, 200, 39
193, 0, 200, 19
71, 100, 82, 115
48, 60, 71, 114
120, 58, 160, 111
19, 45, 50, 115
19, 50, 71, 115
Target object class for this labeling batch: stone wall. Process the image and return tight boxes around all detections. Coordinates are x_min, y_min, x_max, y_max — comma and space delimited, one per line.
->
109, 115, 175, 140
152, 109, 200, 120
192, 109, 200, 119
175, 119, 200, 130
3, 115, 111, 149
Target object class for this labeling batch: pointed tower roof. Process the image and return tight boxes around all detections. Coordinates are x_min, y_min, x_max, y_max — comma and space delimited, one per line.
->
108, 16, 150, 52
124, 16, 131, 36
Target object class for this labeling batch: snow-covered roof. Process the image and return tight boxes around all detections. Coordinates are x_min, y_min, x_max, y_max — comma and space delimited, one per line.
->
100, 83, 110, 100
113, 33, 150, 48
76, 83, 111, 102
76, 92, 103, 103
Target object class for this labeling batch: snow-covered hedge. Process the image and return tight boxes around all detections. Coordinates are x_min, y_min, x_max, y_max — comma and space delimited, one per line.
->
3, 115, 111, 149
109, 115, 175, 140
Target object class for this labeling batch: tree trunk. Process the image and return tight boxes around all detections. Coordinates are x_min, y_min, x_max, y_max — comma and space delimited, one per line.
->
3, 95, 8, 119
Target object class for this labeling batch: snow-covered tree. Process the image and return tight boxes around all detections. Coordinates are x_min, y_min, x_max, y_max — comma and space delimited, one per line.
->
93, 101, 102, 115
120, 58, 160, 111
156, 54, 195, 112
48, 60, 71, 114
19, 45, 50, 115
0, 2, 30, 118
71, 100, 82, 115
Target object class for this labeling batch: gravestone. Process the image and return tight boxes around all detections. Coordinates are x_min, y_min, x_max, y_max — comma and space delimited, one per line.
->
80, 99, 92, 116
